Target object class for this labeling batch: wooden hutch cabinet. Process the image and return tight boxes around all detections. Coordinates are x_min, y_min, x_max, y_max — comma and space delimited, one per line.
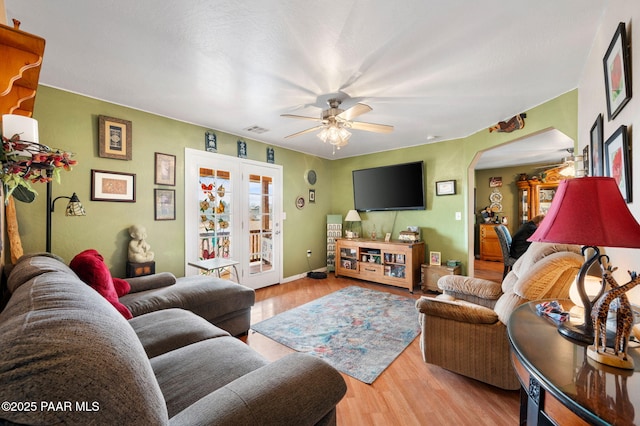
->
516, 167, 571, 225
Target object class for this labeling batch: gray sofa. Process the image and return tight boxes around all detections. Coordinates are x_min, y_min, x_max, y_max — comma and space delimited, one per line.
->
120, 271, 255, 336
0, 254, 347, 425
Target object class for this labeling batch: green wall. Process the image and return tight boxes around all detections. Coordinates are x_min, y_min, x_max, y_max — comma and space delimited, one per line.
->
330, 90, 578, 274
14, 86, 333, 278
10, 86, 577, 279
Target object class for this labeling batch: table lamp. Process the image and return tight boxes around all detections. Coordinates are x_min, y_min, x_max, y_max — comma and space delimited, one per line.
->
528, 177, 640, 343
344, 210, 362, 238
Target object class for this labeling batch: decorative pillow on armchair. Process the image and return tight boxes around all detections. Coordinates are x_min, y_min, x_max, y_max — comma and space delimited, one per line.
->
70, 249, 133, 319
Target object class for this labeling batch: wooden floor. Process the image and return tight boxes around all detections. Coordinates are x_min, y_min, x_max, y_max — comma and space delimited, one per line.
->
242, 259, 519, 425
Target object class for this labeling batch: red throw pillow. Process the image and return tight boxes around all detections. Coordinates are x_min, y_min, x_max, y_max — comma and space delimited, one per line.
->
70, 249, 133, 319
112, 277, 131, 297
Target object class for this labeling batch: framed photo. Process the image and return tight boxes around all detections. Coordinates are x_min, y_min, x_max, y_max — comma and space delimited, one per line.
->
309, 189, 316, 203
154, 152, 176, 186
429, 251, 441, 266
582, 145, 589, 177
267, 147, 275, 164
604, 125, 631, 202
489, 177, 502, 187
590, 114, 604, 176
436, 180, 456, 196
205, 131, 217, 152
237, 140, 247, 158
98, 115, 132, 160
603, 22, 632, 121
91, 169, 136, 202
155, 189, 176, 220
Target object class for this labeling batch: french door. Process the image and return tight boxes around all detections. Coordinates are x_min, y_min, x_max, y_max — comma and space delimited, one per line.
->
184, 148, 282, 289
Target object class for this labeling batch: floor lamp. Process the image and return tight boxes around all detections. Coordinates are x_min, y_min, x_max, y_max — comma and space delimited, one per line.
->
46, 179, 85, 252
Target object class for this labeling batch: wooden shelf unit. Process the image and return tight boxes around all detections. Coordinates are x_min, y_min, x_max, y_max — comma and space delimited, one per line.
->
335, 238, 425, 292
0, 21, 46, 117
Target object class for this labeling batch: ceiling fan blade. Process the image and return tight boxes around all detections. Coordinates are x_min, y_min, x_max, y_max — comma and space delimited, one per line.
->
284, 125, 324, 139
281, 114, 322, 122
349, 121, 394, 133
337, 103, 372, 121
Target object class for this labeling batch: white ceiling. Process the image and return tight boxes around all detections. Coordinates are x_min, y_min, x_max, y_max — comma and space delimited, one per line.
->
5, 1, 606, 164
474, 128, 575, 170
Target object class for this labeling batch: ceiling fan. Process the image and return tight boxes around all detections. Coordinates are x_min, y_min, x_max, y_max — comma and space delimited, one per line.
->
281, 98, 393, 153
535, 148, 586, 177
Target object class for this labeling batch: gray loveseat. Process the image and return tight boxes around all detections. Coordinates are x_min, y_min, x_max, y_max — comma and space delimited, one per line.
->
0, 254, 347, 425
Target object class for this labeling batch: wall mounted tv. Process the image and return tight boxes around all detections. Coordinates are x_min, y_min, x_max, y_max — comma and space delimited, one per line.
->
352, 161, 426, 212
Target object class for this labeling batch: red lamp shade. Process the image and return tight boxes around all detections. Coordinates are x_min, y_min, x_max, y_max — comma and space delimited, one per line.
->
528, 177, 640, 248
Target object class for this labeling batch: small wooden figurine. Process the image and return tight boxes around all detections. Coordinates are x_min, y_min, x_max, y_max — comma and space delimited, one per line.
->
489, 113, 526, 133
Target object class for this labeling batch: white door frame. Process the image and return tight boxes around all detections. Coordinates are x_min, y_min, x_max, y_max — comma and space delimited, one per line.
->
184, 148, 283, 287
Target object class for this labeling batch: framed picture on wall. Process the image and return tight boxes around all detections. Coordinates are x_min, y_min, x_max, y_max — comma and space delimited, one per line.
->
590, 114, 604, 176
98, 116, 132, 160
604, 125, 631, 202
436, 180, 456, 196
603, 22, 632, 121
154, 152, 176, 186
91, 169, 136, 202
155, 189, 176, 220
205, 131, 217, 152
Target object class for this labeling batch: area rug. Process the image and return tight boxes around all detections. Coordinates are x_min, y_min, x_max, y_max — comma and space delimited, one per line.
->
251, 286, 421, 384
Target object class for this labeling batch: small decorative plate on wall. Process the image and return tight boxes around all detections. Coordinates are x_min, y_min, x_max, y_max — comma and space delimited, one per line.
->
305, 169, 317, 185
295, 195, 305, 209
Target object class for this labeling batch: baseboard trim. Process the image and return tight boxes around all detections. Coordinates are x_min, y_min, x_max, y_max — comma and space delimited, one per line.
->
282, 267, 328, 284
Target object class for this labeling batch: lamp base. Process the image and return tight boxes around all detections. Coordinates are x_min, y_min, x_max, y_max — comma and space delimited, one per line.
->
558, 322, 594, 344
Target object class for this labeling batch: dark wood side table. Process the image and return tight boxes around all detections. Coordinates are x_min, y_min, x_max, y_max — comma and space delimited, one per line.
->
508, 300, 640, 425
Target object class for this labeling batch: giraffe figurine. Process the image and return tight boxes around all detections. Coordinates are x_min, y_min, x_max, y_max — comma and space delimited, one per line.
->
589, 267, 640, 369
601, 265, 636, 357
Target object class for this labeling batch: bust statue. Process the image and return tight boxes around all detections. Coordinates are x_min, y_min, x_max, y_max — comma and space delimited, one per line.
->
128, 224, 154, 263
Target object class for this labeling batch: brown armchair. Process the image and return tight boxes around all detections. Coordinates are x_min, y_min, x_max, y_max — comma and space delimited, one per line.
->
415, 242, 583, 390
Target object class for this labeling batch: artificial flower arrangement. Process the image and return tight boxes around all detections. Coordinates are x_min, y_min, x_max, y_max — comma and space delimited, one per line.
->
0, 132, 77, 202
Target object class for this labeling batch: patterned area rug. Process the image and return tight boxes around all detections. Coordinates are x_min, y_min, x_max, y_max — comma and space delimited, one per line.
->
251, 286, 421, 384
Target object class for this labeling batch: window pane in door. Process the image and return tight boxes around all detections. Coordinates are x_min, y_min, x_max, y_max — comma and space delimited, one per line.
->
249, 174, 273, 275
198, 168, 233, 267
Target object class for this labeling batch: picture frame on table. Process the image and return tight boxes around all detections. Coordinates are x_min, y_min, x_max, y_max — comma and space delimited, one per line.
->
154, 152, 176, 186
430, 251, 441, 266
436, 180, 456, 196
154, 189, 176, 220
590, 114, 604, 176
98, 115, 132, 160
604, 125, 631, 202
91, 169, 136, 202
582, 145, 589, 176
603, 22, 632, 121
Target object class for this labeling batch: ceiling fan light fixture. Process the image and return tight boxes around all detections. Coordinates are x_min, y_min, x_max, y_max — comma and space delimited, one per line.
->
317, 123, 351, 147
317, 127, 329, 143
338, 127, 351, 142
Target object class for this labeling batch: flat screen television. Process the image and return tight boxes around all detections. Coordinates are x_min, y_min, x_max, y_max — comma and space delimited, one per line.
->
352, 161, 425, 211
